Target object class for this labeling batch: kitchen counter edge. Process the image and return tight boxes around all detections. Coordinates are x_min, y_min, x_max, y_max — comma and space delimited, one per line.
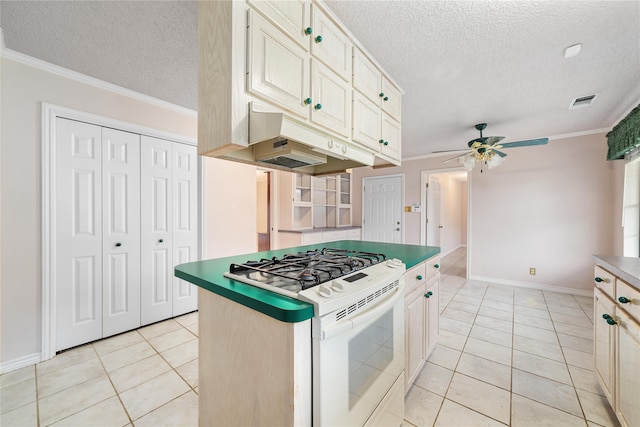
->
175, 240, 441, 323
594, 255, 640, 292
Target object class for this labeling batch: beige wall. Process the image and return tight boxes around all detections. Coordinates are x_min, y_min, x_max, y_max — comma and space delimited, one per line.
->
0, 57, 257, 367
353, 132, 623, 292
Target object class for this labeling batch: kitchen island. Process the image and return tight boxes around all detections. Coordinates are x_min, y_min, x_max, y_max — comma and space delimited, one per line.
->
175, 241, 440, 426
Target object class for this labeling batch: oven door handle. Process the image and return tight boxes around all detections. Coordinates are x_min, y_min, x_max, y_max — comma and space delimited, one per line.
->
321, 284, 404, 340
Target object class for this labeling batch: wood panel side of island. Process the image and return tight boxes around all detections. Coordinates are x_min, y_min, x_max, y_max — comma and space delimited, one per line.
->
198, 288, 312, 426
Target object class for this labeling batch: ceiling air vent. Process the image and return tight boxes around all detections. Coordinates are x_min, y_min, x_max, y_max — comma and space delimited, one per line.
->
569, 94, 598, 109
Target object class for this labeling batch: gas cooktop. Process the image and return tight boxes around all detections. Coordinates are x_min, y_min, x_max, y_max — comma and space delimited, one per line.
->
225, 248, 387, 294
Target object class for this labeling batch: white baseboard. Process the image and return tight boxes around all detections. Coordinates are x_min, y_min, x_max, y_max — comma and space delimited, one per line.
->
468, 275, 593, 298
1, 353, 41, 374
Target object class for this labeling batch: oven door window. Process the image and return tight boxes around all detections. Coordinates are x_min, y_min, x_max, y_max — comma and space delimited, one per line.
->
349, 309, 394, 408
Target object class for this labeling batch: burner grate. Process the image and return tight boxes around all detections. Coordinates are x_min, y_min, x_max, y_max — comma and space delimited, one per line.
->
228, 248, 387, 291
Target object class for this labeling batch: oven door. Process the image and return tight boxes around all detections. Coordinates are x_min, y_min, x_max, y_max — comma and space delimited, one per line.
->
312, 282, 405, 426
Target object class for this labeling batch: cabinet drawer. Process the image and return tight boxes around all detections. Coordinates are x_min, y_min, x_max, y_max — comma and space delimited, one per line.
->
425, 256, 441, 280
405, 262, 427, 295
301, 231, 324, 244
617, 279, 640, 324
322, 230, 346, 242
346, 228, 361, 240
595, 266, 616, 300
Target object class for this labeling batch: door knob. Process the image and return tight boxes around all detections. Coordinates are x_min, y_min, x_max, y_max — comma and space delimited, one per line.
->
395, 228, 400, 231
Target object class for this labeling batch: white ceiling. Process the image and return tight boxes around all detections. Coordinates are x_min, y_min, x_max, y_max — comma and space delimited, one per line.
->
2, 1, 639, 159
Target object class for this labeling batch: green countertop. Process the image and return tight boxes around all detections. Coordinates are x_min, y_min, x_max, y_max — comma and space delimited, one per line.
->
174, 240, 440, 323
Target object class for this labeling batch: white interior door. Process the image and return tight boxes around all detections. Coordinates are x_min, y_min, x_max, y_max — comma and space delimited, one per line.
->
56, 118, 103, 350
102, 127, 141, 337
172, 143, 198, 316
140, 136, 174, 325
426, 175, 441, 246
362, 175, 402, 243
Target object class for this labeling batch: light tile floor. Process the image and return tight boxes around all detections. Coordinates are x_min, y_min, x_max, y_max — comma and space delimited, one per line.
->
0, 312, 199, 427
0, 248, 620, 426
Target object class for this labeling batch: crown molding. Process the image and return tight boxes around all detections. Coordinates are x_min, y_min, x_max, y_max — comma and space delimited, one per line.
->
0, 44, 197, 118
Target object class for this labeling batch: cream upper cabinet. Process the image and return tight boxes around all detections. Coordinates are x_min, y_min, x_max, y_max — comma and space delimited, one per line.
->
381, 112, 402, 160
247, 0, 310, 49
311, 59, 351, 137
381, 76, 402, 120
353, 48, 382, 104
310, 4, 352, 81
247, 10, 310, 119
353, 92, 402, 161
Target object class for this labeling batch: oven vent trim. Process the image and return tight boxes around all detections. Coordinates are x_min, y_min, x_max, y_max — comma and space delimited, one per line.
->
334, 279, 400, 322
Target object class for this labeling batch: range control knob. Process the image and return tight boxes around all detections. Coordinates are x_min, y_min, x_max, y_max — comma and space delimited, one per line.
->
331, 281, 345, 292
386, 258, 402, 268
318, 284, 332, 297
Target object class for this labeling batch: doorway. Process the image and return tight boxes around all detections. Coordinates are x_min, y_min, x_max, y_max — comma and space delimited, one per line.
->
362, 175, 404, 243
421, 169, 469, 278
256, 170, 271, 251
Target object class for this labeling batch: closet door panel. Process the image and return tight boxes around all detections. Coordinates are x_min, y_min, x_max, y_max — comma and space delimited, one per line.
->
102, 128, 141, 337
55, 118, 103, 351
141, 136, 174, 325
172, 144, 199, 315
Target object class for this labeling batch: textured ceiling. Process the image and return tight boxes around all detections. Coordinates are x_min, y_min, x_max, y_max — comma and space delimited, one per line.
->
2, 0, 639, 159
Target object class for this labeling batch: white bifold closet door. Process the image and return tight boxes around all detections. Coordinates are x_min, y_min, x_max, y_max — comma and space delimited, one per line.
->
55, 118, 198, 352
56, 118, 141, 350
140, 135, 198, 326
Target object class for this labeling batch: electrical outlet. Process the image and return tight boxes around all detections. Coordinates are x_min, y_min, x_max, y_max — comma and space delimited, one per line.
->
529, 268, 536, 275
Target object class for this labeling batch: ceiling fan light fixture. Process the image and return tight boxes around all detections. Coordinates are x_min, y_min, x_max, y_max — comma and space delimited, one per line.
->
564, 43, 582, 58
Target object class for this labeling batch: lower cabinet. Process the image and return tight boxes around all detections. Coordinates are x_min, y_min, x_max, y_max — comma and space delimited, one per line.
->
405, 255, 440, 393
593, 263, 640, 427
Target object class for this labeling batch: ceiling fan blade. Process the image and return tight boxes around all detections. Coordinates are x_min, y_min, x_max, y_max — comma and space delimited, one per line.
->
493, 149, 507, 158
500, 138, 549, 149
485, 136, 505, 145
443, 152, 470, 163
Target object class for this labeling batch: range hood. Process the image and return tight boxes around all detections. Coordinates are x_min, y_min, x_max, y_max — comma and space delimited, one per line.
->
249, 104, 376, 173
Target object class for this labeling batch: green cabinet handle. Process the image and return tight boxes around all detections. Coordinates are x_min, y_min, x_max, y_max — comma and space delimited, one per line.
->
314, 103, 322, 110
304, 98, 312, 105
619, 296, 631, 304
383, 141, 389, 146
602, 313, 611, 319
315, 35, 322, 43
305, 27, 313, 35
595, 277, 605, 283
434, 263, 440, 269
383, 96, 389, 101
379, 139, 384, 144
159, 239, 164, 243
379, 92, 385, 98
607, 318, 617, 325
416, 275, 423, 280
115, 242, 122, 247
424, 291, 433, 298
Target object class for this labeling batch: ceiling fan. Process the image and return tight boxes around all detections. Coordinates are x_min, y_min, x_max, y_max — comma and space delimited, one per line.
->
442, 123, 548, 172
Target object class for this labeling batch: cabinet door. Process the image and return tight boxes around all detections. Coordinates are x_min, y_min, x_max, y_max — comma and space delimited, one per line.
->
248, 0, 310, 49
55, 118, 104, 351
425, 276, 440, 357
616, 310, 640, 427
102, 128, 141, 337
141, 136, 174, 325
311, 59, 351, 137
405, 284, 426, 392
247, 10, 310, 119
172, 144, 199, 316
310, 4, 352, 81
352, 91, 382, 151
594, 289, 616, 404
381, 113, 401, 161
353, 48, 382, 104
381, 76, 401, 121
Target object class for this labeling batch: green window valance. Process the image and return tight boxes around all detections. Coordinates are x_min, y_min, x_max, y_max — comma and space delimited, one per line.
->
607, 104, 640, 160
